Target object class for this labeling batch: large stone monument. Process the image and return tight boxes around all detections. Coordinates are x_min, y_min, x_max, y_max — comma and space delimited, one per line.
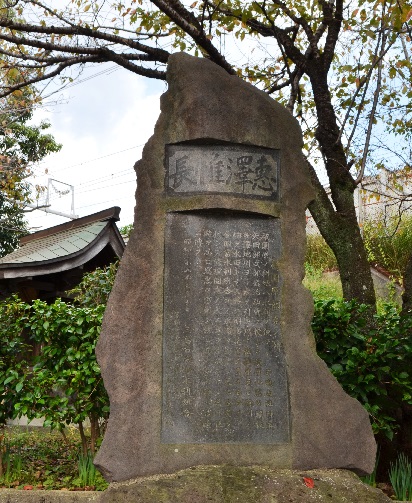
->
94, 53, 376, 489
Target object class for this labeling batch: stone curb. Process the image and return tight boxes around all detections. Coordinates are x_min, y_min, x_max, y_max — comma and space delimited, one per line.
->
0, 488, 407, 503
0, 490, 101, 503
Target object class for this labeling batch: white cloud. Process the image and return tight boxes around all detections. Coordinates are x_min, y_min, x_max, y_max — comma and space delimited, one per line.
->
27, 64, 164, 231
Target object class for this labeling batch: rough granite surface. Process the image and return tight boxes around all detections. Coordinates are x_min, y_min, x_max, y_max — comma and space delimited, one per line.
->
94, 52, 376, 482
0, 469, 396, 503
99, 466, 392, 503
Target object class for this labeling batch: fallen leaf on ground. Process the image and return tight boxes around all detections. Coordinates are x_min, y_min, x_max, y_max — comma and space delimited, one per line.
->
303, 477, 315, 488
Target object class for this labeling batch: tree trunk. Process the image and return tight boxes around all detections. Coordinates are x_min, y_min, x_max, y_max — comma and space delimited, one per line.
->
89, 414, 100, 455
306, 160, 376, 308
0, 429, 4, 479
399, 404, 412, 459
78, 422, 88, 456
306, 63, 376, 309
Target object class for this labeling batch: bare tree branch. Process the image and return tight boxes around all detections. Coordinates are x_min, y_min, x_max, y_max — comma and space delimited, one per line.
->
270, 0, 319, 58
338, 35, 395, 151
0, 57, 99, 97
0, 19, 170, 60
322, 0, 343, 70
355, 20, 386, 184
150, 0, 236, 74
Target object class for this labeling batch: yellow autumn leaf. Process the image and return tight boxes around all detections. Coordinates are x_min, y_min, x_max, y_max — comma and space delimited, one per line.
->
190, 1, 198, 7
84, 4, 91, 12
7, 68, 19, 80
405, 7, 412, 21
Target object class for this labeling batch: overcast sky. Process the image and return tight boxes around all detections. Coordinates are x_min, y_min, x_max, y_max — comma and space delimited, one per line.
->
26, 63, 166, 232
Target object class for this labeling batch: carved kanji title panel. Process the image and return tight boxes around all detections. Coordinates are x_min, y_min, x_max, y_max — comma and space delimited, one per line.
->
166, 145, 280, 200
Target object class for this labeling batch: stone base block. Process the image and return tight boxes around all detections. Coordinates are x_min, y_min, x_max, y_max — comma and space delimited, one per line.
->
100, 465, 391, 503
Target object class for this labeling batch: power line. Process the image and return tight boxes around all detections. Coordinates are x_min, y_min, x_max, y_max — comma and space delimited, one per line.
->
77, 197, 128, 211
49, 143, 145, 174
77, 169, 132, 189
77, 179, 135, 195
40, 65, 120, 100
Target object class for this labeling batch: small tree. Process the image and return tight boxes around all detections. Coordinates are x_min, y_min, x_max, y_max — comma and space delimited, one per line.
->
0, 278, 113, 454
24, 299, 108, 454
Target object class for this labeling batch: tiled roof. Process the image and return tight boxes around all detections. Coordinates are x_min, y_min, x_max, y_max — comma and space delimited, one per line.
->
0, 221, 107, 265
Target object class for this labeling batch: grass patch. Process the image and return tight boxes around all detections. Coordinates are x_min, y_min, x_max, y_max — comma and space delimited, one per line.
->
303, 265, 343, 301
0, 427, 108, 491
306, 215, 412, 286
305, 235, 337, 272
303, 265, 402, 313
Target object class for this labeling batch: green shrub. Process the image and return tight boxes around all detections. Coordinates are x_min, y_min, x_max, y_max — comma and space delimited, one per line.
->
0, 295, 32, 426
0, 297, 109, 454
68, 262, 118, 308
313, 299, 412, 439
0, 265, 119, 452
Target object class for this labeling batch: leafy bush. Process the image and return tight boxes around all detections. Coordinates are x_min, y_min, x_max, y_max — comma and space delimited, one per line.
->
0, 295, 31, 426
68, 262, 118, 308
313, 299, 412, 439
0, 265, 119, 452
0, 297, 108, 454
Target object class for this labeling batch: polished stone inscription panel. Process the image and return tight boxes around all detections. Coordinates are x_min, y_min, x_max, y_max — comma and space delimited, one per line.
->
162, 212, 289, 444
165, 145, 280, 200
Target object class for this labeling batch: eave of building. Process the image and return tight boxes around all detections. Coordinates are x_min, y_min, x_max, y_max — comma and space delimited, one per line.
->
0, 207, 124, 279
